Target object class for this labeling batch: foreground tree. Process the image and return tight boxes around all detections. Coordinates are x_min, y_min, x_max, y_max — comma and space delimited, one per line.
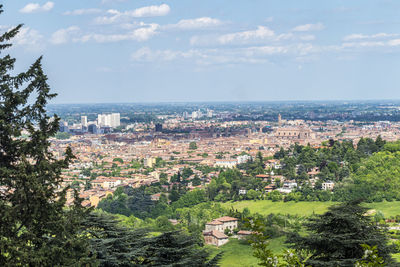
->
288, 200, 396, 266
0, 6, 91, 265
84, 212, 221, 266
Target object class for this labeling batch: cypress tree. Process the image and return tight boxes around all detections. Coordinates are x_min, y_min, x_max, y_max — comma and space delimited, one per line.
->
0, 6, 92, 265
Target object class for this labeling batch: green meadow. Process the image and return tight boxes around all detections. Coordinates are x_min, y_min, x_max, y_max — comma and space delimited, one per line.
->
208, 237, 286, 267
221, 200, 400, 218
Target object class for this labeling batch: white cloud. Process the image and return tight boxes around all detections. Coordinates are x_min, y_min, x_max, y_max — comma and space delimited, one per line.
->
388, 39, 400, 46
131, 45, 292, 66
190, 26, 311, 46
343, 33, 399, 41
50, 26, 80, 45
76, 24, 159, 43
131, 4, 170, 17
131, 47, 199, 62
167, 17, 223, 30
342, 41, 385, 48
63, 8, 102, 16
218, 26, 275, 45
292, 23, 324, 32
13, 27, 44, 51
94, 4, 170, 24
20, 2, 54, 13
299, 35, 316, 41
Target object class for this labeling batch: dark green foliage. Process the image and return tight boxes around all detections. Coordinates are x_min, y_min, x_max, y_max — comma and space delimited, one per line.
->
189, 141, 198, 150
84, 212, 221, 266
0, 7, 91, 265
171, 189, 207, 209
288, 200, 396, 266
142, 231, 221, 266
98, 186, 155, 219
83, 212, 147, 266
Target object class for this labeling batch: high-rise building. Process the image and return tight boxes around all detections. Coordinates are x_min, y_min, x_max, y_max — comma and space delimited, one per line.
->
81, 116, 88, 127
97, 113, 120, 128
111, 113, 120, 128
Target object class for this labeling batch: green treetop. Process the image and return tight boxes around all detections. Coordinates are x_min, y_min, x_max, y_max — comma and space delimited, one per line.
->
0, 7, 91, 265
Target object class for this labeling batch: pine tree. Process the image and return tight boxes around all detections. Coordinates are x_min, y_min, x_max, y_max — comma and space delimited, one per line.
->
288, 200, 396, 266
0, 6, 92, 265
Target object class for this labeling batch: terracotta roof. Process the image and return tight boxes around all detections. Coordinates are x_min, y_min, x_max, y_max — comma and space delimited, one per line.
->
237, 230, 253, 235
214, 216, 239, 222
203, 230, 228, 239
206, 220, 223, 225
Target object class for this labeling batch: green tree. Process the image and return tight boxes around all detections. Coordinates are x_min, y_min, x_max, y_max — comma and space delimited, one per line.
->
55, 131, 71, 140
113, 157, 123, 164
0, 9, 92, 265
189, 141, 198, 150
83, 212, 147, 266
288, 200, 396, 266
142, 231, 221, 266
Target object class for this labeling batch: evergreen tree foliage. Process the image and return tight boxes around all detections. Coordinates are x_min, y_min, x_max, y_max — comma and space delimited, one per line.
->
84, 212, 221, 266
142, 230, 221, 266
83, 212, 148, 266
288, 200, 396, 266
0, 6, 92, 265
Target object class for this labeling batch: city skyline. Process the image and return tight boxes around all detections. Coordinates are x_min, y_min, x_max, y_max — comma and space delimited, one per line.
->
5, 0, 400, 103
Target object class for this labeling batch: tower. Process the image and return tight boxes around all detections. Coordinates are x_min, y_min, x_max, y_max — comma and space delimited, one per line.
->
278, 114, 282, 127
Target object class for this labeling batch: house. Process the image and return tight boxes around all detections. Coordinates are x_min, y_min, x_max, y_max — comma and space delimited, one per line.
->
150, 193, 161, 201
203, 230, 229, 246
205, 216, 238, 232
322, 181, 335, 191
203, 216, 239, 246
238, 188, 247, 195
277, 181, 297, 194
264, 184, 276, 193
237, 230, 253, 240
214, 159, 237, 169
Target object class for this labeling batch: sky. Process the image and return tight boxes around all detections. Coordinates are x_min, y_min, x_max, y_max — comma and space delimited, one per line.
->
3, 0, 400, 103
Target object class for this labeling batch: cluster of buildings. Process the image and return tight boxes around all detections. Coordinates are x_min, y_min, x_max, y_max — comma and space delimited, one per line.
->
59, 113, 121, 134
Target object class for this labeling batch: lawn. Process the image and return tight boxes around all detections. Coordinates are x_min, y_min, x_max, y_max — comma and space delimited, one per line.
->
221, 200, 334, 216
221, 200, 400, 218
208, 237, 286, 267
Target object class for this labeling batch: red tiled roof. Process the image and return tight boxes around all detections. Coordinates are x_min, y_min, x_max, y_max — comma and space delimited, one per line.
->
215, 216, 239, 222
206, 220, 223, 225
237, 230, 253, 235
203, 230, 228, 239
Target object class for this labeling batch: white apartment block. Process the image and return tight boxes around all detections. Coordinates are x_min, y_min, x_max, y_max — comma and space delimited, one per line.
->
97, 113, 120, 128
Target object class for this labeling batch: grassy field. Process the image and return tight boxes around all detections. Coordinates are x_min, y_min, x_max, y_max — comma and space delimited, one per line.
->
221, 200, 334, 216
221, 200, 400, 217
208, 237, 286, 267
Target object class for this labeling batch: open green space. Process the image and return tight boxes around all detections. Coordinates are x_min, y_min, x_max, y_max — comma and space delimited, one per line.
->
221, 200, 400, 218
221, 200, 335, 216
208, 237, 286, 267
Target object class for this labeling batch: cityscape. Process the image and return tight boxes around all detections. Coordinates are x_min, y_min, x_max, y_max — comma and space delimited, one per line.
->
3, 1, 400, 266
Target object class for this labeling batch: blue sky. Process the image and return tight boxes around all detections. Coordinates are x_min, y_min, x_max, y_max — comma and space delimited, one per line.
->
3, 0, 400, 103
